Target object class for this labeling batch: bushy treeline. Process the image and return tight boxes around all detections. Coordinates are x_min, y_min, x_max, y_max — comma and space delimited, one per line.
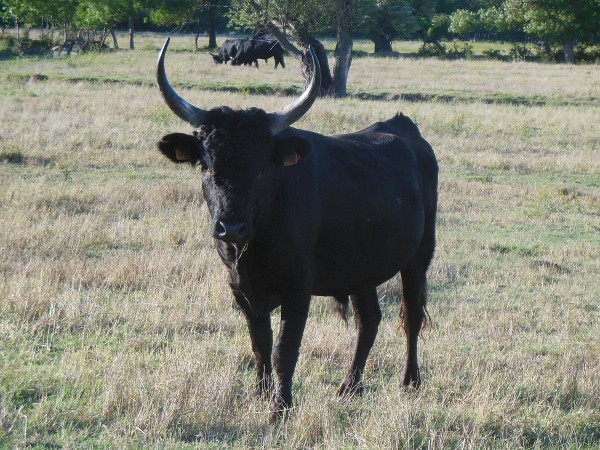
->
1, 0, 598, 63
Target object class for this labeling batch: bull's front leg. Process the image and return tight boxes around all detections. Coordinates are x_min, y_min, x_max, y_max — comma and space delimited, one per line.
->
233, 292, 274, 398
270, 293, 310, 423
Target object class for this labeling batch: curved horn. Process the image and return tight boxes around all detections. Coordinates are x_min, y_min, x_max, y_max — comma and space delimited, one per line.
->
157, 37, 208, 127
268, 46, 321, 136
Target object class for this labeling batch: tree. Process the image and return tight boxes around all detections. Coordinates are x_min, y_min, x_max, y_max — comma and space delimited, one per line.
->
150, 0, 229, 50
1, 0, 79, 43
75, 0, 131, 48
356, 0, 421, 53
448, 8, 480, 37
330, 0, 354, 96
231, 0, 341, 95
521, 0, 600, 63
233, 0, 415, 97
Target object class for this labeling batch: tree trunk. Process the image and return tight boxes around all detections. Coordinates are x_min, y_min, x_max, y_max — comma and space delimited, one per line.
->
100, 27, 108, 47
194, 18, 200, 50
248, 0, 334, 96
306, 37, 332, 94
16, 20, 20, 44
208, 4, 217, 49
110, 29, 119, 49
369, 30, 392, 53
328, 1, 353, 97
128, 16, 135, 50
564, 39, 575, 64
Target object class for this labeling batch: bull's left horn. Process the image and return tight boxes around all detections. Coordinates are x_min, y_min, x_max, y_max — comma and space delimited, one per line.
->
268, 46, 321, 136
157, 37, 207, 127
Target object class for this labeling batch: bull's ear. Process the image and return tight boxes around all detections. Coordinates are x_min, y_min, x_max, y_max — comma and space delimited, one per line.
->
273, 136, 311, 167
158, 133, 201, 165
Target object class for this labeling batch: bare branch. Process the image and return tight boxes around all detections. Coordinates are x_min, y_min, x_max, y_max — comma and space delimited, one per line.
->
249, 0, 302, 56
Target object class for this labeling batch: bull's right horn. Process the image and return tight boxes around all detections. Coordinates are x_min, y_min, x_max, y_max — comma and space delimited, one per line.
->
157, 37, 208, 127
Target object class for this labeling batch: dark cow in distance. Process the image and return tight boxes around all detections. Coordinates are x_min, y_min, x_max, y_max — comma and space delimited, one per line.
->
211, 38, 246, 64
157, 38, 438, 422
231, 39, 285, 68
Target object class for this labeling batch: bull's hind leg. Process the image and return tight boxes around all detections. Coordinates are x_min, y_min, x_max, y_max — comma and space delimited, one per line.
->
337, 286, 382, 397
399, 265, 427, 388
400, 214, 435, 388
401, 241, 436, 388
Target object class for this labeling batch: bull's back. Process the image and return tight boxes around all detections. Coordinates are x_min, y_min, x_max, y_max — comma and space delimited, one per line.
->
306, 117, 437, 294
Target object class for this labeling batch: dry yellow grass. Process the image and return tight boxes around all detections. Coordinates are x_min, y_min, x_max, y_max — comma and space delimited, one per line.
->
0, 33, 599, 448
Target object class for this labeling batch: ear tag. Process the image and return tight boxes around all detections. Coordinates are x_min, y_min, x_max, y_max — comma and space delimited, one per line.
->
283, 152, 300, 166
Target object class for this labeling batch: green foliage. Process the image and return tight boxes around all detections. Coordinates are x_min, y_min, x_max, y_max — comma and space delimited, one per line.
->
427, 13, 450, 40
148, 0, 229, 27
449, 9, 479, 36
4, 0, 79, 28
0, 35, 16, 58
229, 0, 333, 38
509, 42, 532, 61
74, 0, 130, 30
356, 0, 431, 43
523, 0, 600, 45
575, 44, 600, 64
149, 0, 198, 26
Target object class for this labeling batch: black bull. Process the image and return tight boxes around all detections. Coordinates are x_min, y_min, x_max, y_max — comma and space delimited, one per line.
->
210, 38, 242, 64
212, 38, 285, 69
157, 38, 438, 422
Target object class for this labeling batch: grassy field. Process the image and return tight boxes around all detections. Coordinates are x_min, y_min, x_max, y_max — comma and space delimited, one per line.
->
1, 32, 599, 448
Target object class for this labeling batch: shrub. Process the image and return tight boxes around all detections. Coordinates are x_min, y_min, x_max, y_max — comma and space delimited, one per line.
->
0, 36, 16, 59
509, 43, 532, 61
447, 42, 474, 59
482, 48, 506, 61
418, 42, 446, 58
575, 44, 600, 64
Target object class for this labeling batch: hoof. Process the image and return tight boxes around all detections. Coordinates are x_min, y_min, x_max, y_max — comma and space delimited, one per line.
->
337, 378, 363, 399
402, 370, 421, 389
268, 395, 292, 424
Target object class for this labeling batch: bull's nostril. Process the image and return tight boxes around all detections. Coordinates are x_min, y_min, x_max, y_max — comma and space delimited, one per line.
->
214, 221, 249, 243
216, 221, 227, 237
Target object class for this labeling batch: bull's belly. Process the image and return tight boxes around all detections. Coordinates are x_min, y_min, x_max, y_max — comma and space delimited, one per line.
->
312, 235, 421, 296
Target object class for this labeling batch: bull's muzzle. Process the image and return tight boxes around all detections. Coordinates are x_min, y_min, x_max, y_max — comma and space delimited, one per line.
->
214, 221, 249, 243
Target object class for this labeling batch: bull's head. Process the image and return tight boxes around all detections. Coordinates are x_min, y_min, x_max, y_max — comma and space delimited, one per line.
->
210, 53, 223, 64
157, 38, 321, 245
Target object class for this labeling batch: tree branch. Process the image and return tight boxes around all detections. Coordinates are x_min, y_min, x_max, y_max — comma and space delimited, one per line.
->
249, 0, 302, 56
